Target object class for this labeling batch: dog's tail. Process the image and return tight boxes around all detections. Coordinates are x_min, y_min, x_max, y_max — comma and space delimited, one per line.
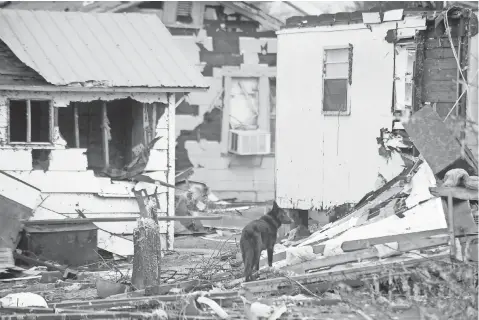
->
240, 232, 260, 282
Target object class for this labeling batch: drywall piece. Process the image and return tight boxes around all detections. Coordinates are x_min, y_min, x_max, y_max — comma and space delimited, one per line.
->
48, 148, 88, 171
402, 106, 463, 175
144, 149, 168, 171
383, 9, 404, 22
261, 38, 277, 54
0, 149, 32, 170
362, 12, 381, 24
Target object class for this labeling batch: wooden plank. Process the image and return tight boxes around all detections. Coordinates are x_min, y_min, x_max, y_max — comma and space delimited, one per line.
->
429, 186, 478, 200
259, 244, 325, 268
448, 194, 456, 258
26, 99, 31, 143
23, 216, 222, 225
283, 236, 449, 274
167, 93, 176, 250
73, 103, 79, 148
101, 101, 109, 169
341, 228, 448, 252
402, 106, 463, 175
242, 252, 449, 294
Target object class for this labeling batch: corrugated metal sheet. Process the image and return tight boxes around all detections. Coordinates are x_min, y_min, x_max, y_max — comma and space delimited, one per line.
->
0, 9, 208, 88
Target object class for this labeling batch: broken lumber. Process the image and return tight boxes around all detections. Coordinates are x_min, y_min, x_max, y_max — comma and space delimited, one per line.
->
23, 216, 222, 225
242, 252, 450, 294
341, 228, 448, 251
145, 279, 201, 296
132, 218, 162, 290
50, 291, 240, 309
283, 236, 450, 274
259, 244, 325, 268
0, 311, 155, 319
429, 186, 479, 200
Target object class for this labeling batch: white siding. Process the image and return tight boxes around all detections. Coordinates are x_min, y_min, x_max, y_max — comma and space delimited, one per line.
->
276, 24, 397, 210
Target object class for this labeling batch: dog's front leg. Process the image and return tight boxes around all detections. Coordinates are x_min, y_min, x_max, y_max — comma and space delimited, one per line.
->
267, 248, 274, 267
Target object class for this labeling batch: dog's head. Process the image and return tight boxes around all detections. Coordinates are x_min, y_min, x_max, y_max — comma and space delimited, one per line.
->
271, 201, 293, 224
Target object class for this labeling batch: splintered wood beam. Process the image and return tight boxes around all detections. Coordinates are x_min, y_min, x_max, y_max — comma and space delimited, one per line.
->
73, 103, 79, 148
22, 216, 222, 225
429, 186, 479, 200
101, 101, 109, 169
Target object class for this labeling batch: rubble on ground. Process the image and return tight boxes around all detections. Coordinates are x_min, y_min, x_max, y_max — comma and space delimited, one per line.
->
0, 108, 478, 319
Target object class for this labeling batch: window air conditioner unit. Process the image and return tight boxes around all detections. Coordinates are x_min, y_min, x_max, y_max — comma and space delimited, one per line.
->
228, 130, 271, 155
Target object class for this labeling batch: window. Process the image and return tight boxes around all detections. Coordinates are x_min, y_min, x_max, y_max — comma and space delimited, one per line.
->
394, 43, 416, 111
322, 46, 353, 115
220, 67, 277, 155
137, 1, 163, 9
9, 100, 52, 143
176, 1, 193, 24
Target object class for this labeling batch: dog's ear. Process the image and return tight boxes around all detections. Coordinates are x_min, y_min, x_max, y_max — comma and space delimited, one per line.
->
272, 201, 279, 211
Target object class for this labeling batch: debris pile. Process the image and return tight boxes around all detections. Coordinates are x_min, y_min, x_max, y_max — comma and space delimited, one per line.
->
0, 105, 478, 319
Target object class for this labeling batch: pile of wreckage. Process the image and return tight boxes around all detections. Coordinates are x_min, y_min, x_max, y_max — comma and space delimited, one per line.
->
0, 106, 478, 319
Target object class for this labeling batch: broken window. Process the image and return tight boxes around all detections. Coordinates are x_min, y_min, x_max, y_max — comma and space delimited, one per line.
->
322, 46, 352, 114
230, 77, 260, 130
176, 1, 193, 24
9, 100, 52, 143
394, 43, 416, 111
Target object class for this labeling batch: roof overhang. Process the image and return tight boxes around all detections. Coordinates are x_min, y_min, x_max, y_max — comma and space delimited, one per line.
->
0, 85, 208, 93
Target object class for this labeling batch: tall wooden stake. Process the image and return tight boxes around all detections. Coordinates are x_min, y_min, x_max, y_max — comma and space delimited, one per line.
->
101, 102, 109, 169
73, 103, 79, 148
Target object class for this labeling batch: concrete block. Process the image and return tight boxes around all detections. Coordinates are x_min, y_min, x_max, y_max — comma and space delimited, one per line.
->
49, 149, 88, 171
0, 149, 32, 170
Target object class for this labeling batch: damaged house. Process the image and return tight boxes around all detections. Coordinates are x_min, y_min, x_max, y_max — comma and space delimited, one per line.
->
0, 9, 207, 259
0, 1, 296, 203
275, 5, 478, 226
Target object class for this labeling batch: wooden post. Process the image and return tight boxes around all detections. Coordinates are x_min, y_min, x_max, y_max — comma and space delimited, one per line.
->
101, 102, 109, 169
26, 100, 31, 143
131, 218, 162, 290
73, 103, 79, 148
167, 93, 176, 250
447, 193, 456, 259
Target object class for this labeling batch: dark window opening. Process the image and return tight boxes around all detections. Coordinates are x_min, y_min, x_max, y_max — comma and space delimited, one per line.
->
323, 79, 348, 112
9, 100, 50, 143
32, 149, 50, 171
176, 1, 193, 24
137, 1, 164, 9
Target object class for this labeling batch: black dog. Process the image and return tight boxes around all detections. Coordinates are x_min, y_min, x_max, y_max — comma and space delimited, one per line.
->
240, 201, 293, 282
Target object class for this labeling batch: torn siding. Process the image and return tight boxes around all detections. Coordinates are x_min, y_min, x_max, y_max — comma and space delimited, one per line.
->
174, 29, 278, 202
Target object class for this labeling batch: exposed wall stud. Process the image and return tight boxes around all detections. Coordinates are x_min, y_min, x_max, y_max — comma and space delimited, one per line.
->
101, 101, 109, 169
73, 103, 80, 148
26, 100, 31, 143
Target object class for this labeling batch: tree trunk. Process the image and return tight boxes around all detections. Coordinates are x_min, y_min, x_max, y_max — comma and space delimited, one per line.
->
132, 218, 162, 290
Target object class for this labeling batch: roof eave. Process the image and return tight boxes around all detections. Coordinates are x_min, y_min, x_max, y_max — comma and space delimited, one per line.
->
0, 84, 209, 93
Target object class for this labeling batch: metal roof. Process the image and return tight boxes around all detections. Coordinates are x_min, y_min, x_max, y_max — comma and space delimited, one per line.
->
0, 9, 208, 88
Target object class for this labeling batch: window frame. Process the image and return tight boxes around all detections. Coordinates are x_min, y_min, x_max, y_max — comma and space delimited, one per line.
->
219, 67, 276, 155
7, 99, 54, 146
321, 45, 352, 116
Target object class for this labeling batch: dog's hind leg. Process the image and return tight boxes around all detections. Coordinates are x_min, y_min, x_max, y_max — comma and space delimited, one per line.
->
267, 248, 274, 267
